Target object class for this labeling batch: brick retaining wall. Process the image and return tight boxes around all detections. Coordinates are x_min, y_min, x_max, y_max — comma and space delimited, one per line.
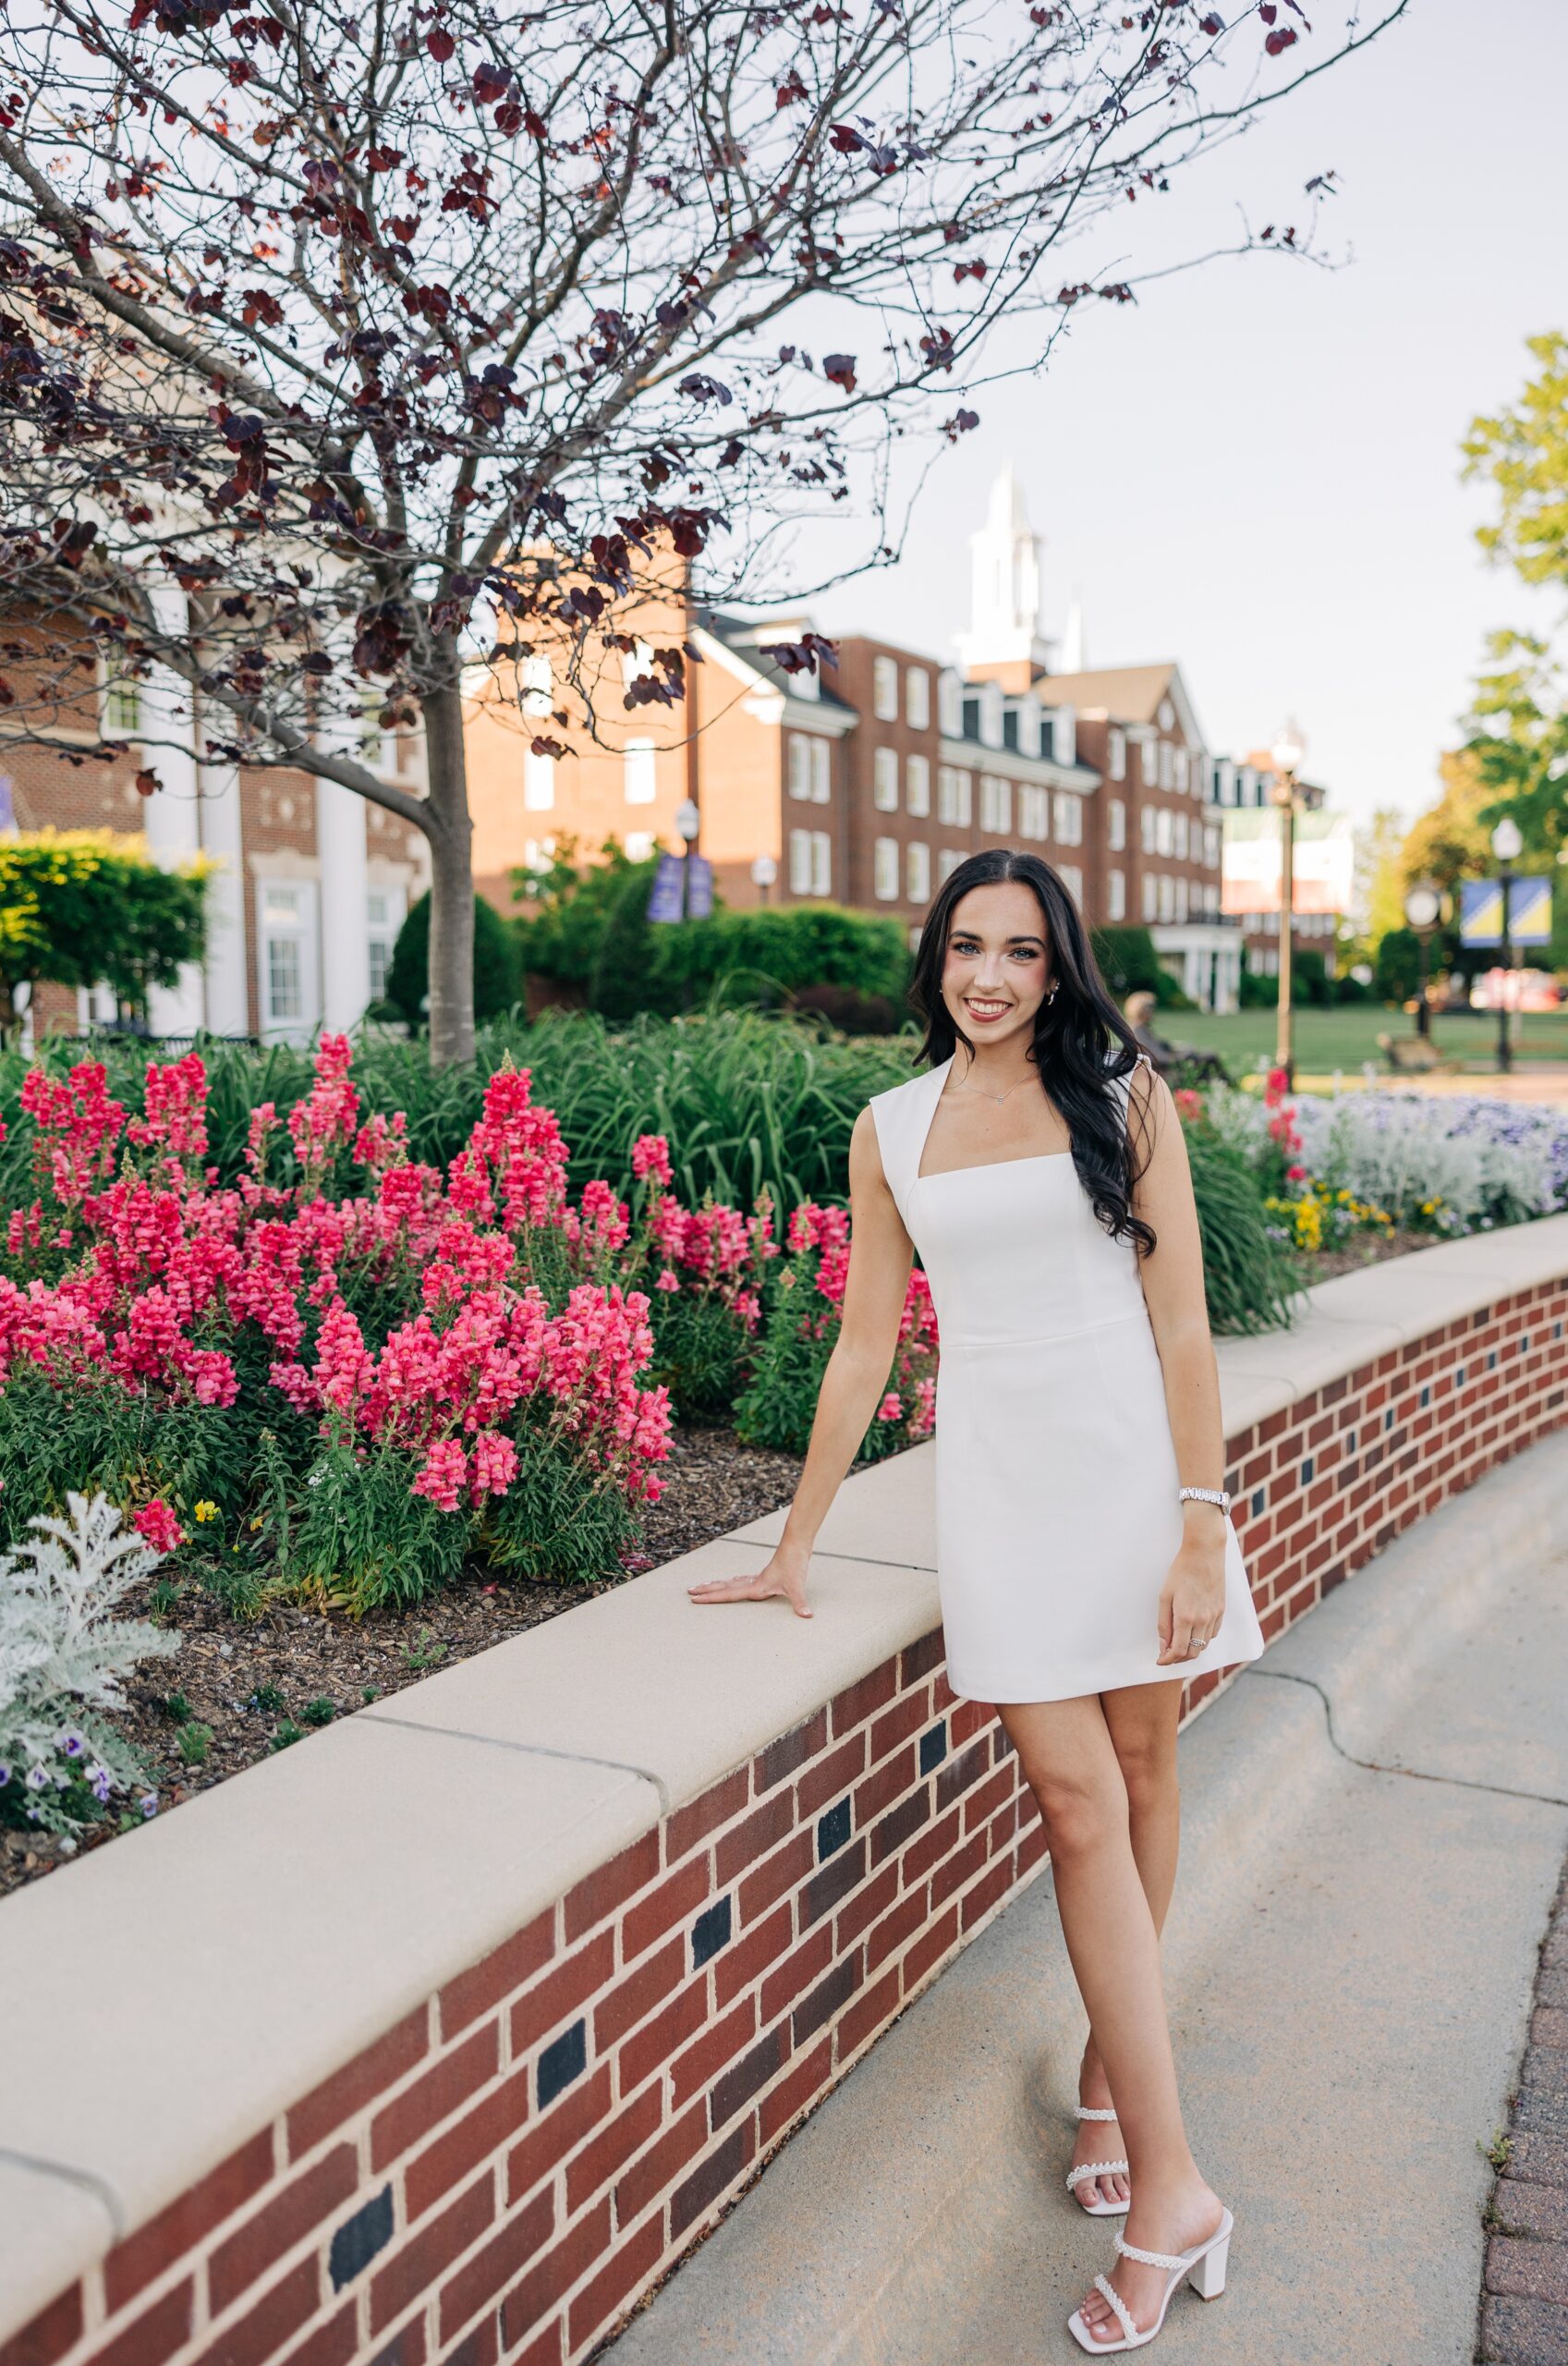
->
5, 1269, 1566, 2366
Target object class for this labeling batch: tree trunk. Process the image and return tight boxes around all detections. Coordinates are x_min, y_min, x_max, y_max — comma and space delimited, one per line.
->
422, 665, 476, 1068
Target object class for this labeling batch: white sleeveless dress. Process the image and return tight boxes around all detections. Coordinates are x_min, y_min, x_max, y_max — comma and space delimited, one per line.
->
869, 1054, 1267, 1704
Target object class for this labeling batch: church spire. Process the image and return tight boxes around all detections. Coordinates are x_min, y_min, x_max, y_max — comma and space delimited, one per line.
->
955, 464, 1056, 678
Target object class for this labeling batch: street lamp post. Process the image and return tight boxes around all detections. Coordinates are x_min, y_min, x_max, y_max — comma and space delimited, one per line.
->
675, 797, 701, 920
1490, 816, 1523, 1075
750, 852, 777, 908
1269, 720, 1307, 1087
1403, 882, 1441, 1040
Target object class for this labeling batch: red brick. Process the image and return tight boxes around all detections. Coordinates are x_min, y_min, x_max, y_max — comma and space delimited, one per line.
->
405, 2064, 529, 2224
666, 1766, 749, 1862
760, 1923, 833, 2024
868, 1787, 930, 1869
736, 1829, 812, 1925
370, 2175, 494, 2336
934, 1738, 990, 1811
371, 2021, 499, 2173
710, 2023, 787, 2130
852, 1744, 914, 1829
595, 1934, 686, 2052
563, 1829, 661, 1945
800, 1837, 867, 1928
712, 1897, 794, 2009
617, 1977, 709, 2092
899, 1629, 944, 1686
566, 2210, 665, 2351
965, 1764, 1015, 1835
754, 1711, 827, 1794
955, 1855, 1016, 1930
670, 2123, 755, 2241
828, 1658, 898, 1739
796, 1732, 868, 1821
508, 1930, 614, 2056
950, 1698, 992, 1746
834, 1860, 899, 1952
499, 2200, 612, 2351
868, 1686, 931, 1764
364, 2314, 426, 2366
0, 2284, 83, 2366
506, 2064, 612, 2207
930, 1669, 958, 1714
437, 2187, 554, 2346
900, 1799, 960, 1884
615, 2100, 707, 2226
565, 2079, 663, 2214
793, 1953, 861, 2046
1017, 1821, 1049, 1876
277, 2300, 358, 2366
671, 1994, 756, 2109
836, 1966, 900, 2060
498, 2324, 559, 2366
866, 1885, 927, 1974
193, 2258, 318, 2366
759, 2034, 833, 2146
714, 1792, 795, 1886
103, 2128, 274, 2313
287, 2007, 429, 2160
210, 2143, 358, 2311
902, 1904, 960, 1992
622, 1857, 711, 1962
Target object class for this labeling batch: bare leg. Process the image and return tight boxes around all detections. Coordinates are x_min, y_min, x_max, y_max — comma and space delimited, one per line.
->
999, 1693, 1222, 2346
1072, 1681, 1184, 2211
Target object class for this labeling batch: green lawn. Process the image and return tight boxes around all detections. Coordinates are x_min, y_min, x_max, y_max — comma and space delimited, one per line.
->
1164, 1004, 1568, 1083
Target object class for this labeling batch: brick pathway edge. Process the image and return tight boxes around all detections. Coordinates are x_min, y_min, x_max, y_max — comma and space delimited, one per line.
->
1481, 1854, 1568, 2365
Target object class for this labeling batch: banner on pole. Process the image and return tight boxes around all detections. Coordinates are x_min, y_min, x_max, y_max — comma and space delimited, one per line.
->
685, 856, 714, 919
647, 852, 686, 923
1460, 876, 1551, 947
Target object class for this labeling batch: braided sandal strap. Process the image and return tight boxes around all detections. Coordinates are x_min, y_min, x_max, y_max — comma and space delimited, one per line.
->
1091, 2274, 1138, 2345
1074, 2104, 1120, 2122
1065, 2157, 1129, 2191
1114, 2232, 1188, 2272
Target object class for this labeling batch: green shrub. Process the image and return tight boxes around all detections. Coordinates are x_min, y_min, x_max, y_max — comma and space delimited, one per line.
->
384, 890, 520, 1031
1089, 925, 1163, 995
1182, 1124, 1298, 1335
1238, 965, 1278, 1007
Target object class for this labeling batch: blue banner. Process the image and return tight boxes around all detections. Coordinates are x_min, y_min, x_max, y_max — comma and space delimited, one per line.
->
646, 852, 686, 923
1460, 876, 1551, 947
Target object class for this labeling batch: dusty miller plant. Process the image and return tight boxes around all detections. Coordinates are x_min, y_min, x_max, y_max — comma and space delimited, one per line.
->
0, 1491, 178, 1832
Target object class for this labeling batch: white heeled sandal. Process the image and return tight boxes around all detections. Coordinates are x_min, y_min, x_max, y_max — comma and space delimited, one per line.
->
1064, 2103, 1130, 2216
1066, 2207, 1233, 2352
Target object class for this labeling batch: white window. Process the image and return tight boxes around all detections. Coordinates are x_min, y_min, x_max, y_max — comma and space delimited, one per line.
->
1173, 812, 1188, 860
873, 837, 900, 899
624, 831, 655, 862
872, 655, 899, 722
1018, 785, 1048, 840
101, 667, 140, 739
873, 747, 899, 811
1155, 808, 1173, 857
811, 830, 832, 896
257, 881, 319, 1040
1108, 798, 1125, 852
937, 766, 972, 826
787, 736, 811, 801
1052, 791, 1082, 846
1173, 747, 1189, 794
1142, 738, 1160, 787
1108, 868, 1126, 921
1108, 728, 1126, 783
978, 774, 1011, 834
1158, 873, 1175, 922
1160, 740, 1175, 791
938, 670, 965, 737
906, 668, 930, 730
1141, 872, 1158, 923
1059, 865, 1083, 908
906, 753, 930, 818
619, 639, 655, 691
906, 841, 930, 904
789, 828, 813, 895
1174, 875, 1188, 921
1204, 824, 1220, 868
1140, 804, 1157, 855
938, 848, 965, 883
365, 885, 407, 1004
624, 738, 656, 803
811, 738, 831, 803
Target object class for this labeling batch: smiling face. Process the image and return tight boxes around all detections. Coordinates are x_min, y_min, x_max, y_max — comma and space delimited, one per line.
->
940, 878, 1052, 1055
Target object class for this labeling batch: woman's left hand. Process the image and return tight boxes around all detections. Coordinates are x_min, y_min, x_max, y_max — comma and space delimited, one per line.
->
1155, 1531, 1227, 1666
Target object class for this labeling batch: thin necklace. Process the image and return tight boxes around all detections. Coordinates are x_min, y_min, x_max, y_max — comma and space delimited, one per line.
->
949, 1065, 1037, 1106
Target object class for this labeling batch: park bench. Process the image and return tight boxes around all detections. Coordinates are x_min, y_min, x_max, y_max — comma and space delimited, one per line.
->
1376, 1031, 1464, 1076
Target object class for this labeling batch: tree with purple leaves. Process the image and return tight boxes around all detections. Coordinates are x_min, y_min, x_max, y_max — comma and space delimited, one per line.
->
0, 0, 1405, 1060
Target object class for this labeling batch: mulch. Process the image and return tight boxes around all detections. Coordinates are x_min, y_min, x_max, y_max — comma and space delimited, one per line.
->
0, 1427, 805, 1903
1300, 1225, 1434, 1283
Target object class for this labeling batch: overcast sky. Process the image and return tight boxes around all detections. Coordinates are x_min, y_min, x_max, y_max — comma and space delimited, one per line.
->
784, 0, 1565, 834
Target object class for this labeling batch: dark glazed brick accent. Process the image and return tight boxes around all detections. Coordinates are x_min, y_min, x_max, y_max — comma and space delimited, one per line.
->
918, 1720, 947, 1775
103, 2127, 275, 2313
754, 1709, 827, 1793
817, 1797, 851, 1860
1251, 1487, 1265, 1518
692, 1894, 733, 1967
670, 2121, 756, 2240
794, 1952, 861, 2045
1300, 1454, 1314, 1483
800, 1835, 867, 1927
709, 2026, 785, 2129
330, 2184, 395, 2289
0, 2284, 83, 2366
537, 2017, 588, 2108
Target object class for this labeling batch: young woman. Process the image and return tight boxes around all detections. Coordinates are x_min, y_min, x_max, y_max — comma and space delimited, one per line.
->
688, 848, 1267, 2353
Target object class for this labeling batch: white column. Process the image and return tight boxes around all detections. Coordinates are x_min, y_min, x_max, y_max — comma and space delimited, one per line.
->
314, 654, 371, 1033
141, 585, 206, 1035
197, 752, 249, 1036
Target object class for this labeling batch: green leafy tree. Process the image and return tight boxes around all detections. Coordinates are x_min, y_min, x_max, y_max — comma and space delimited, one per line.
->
512, 837, 644, 991
0, 831, 208, 1039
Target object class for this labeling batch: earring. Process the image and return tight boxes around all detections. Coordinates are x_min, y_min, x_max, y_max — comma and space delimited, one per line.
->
1046, 981, 1058, 1004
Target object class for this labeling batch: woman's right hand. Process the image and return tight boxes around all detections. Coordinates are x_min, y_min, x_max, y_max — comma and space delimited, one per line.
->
687, 1548, 814, 1619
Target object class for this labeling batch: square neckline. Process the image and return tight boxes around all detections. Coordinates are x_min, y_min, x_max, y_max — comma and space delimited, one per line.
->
912, 1055, 1077, 1185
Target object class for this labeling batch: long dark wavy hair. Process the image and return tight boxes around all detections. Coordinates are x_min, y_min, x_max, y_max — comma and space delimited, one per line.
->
907, 848, 1156, 1254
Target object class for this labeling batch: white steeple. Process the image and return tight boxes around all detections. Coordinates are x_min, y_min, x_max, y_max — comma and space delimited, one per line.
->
955, 464, 1056, 677
1059, 592, 1085, 676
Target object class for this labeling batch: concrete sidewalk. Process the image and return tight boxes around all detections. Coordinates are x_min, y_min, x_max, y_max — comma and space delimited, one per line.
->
606, 1432, 1568, 2366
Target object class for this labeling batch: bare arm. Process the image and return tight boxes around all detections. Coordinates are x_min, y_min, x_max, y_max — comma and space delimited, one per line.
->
687, 1106, 914, 1616
1124, 1059, 1232, 1665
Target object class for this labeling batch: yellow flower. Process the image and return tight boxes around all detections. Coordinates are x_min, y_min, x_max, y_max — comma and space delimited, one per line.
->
193, 1499, 219, 1523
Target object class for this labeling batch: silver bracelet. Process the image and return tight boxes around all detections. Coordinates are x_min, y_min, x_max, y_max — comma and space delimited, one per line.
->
1178, 1485, 1231, 1514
